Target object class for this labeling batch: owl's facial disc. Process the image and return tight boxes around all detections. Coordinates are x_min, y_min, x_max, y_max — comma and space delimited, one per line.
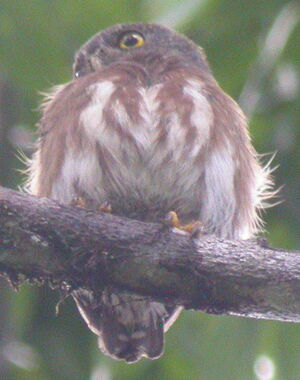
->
73, 23, 209, 79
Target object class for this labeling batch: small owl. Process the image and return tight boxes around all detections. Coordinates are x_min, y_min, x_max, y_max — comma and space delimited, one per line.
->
27, 23, 272, 362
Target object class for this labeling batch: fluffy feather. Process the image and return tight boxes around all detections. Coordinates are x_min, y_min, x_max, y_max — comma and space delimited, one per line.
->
27, 23, 274, 362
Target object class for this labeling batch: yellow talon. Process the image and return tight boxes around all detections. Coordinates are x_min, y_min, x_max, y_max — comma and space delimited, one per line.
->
71, 197, 87, 209
165, 211, 181, 229
99, 201, 112, 213
165, 211, 202, 233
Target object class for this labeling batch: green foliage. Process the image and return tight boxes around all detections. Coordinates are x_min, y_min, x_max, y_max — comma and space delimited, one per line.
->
0, 1, 299, 379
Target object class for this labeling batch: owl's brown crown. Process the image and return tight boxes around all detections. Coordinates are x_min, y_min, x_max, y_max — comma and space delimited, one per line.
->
73, 23, 210, 79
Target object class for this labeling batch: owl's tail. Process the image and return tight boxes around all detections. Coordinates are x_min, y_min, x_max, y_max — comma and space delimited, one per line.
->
73, 288, 180, 363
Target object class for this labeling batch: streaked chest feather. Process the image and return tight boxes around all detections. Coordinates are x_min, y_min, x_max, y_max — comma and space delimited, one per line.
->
54, 77, 213, 218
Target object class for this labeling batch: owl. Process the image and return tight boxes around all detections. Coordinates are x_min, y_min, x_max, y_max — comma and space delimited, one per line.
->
27, 23, 272, 362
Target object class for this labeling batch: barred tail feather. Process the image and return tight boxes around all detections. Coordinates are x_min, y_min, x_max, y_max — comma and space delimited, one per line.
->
98, 299, 165, 363
73, 288, 180, 363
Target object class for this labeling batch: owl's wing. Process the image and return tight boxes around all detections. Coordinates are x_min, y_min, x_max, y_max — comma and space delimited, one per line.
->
187, 75, 271, 239
28, 82, 79, 198
28, 71, 108, 201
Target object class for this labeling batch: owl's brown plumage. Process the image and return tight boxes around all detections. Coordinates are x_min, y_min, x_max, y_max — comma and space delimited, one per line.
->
28, 23, 272, 362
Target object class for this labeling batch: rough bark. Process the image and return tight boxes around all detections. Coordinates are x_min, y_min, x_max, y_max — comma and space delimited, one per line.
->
0, 187, 299, 323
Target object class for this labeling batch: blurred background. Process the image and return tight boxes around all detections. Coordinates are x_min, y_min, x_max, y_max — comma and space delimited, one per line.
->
0, 1, 299, 379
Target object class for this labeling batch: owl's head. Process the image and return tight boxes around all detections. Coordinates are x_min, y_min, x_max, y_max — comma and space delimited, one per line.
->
73, 23, 210, 79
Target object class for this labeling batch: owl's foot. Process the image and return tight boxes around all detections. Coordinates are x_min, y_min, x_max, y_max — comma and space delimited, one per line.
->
71, 197, 87, 209
99, 201, 112, 213
165, 211, 202, 234
71, 197, 112, 213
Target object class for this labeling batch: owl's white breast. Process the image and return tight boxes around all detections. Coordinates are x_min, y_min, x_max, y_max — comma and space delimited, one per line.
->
31, 68, 268, 239
51, 76, 214, 218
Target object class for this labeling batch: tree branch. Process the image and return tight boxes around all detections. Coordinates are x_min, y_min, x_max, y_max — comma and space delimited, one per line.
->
0, 186, 299, 323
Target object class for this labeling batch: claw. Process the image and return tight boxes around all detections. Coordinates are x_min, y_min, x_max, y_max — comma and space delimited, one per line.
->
71, 197, 87, 209
165, 211, 202, 234
99, 201, 112, 213
164, 211, 181, 228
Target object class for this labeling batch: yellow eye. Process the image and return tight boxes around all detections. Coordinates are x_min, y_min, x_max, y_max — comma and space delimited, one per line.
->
119, 32, 145, 49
